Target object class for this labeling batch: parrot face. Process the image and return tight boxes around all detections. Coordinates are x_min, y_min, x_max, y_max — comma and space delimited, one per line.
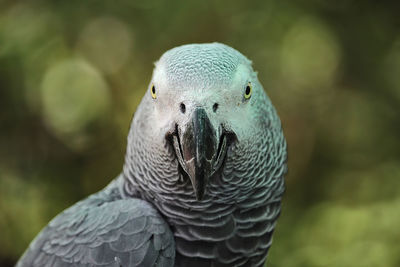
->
140, 43, 274, 200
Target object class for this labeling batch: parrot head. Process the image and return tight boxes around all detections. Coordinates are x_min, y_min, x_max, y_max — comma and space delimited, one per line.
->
127, 43, 278, 201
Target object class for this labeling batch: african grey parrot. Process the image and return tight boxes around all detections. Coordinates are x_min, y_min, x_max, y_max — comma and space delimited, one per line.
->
17, 43, 287, 267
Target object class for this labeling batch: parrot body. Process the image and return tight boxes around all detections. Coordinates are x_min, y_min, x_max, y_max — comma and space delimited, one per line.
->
17, 43, 287, 267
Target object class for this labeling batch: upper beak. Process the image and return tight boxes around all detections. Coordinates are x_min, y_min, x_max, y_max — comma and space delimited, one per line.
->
181, 108, 217, 200
171, 107, 224, 200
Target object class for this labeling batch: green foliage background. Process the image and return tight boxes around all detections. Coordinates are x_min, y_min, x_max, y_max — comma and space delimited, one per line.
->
1, 1, 399, 266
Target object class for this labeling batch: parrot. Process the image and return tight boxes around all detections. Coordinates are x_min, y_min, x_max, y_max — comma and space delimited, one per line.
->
17, 43, 287, 267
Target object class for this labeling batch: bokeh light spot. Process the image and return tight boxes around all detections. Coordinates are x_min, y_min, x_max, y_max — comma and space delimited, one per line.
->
280, 17, 341, 90
76, 17, 133, 75
40, 59, 110, 139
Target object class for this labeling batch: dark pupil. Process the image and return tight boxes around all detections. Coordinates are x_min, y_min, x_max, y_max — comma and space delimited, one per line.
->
245, 85, 251, 95
152, 86, 156, 94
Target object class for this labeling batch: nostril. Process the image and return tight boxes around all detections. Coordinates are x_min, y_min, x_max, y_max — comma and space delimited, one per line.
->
180, 103, 186, 114
213, 103, 219, 112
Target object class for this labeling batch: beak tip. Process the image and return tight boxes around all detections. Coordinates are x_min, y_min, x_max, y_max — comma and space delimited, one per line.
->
189, 174, 206, 201
195, 189, 205, 201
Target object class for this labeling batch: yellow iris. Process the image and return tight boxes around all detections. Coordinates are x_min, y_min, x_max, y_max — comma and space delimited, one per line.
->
150, 84, 156, 99
244, 82, 252, 99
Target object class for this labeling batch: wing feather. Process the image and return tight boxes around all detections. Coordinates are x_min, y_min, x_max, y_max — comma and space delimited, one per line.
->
17, 182, 175, 267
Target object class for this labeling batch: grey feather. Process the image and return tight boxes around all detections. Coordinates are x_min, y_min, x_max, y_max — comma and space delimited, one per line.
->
17, 177, 175, 267
17, 43, 287, 267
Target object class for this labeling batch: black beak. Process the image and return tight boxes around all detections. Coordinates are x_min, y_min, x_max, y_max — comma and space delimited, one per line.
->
170, 107, 230, 200
181, 108, 217, 200
170, 107, 226, 200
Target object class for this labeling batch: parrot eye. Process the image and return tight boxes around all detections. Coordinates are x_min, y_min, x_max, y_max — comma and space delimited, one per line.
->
244, 82, 252, 99
150, 84, 156, 99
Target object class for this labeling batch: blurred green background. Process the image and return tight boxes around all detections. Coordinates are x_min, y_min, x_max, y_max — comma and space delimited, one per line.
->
1, 0, 399, 266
